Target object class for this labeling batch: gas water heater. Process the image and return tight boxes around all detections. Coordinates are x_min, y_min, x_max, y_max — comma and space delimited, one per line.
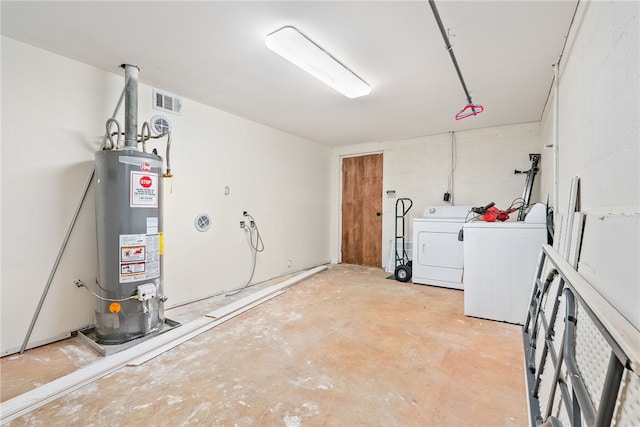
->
94, 65, 171, 344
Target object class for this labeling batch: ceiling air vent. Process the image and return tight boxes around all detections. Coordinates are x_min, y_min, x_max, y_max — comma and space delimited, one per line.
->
153, 89, 182, 115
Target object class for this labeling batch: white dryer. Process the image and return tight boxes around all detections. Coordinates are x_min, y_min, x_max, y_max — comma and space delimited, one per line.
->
412, 206, 471, 289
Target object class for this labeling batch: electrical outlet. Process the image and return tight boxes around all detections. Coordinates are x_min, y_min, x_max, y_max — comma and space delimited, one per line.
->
250, 220, 255, 228
243, 211, 248, 216
240, 221, 246, 228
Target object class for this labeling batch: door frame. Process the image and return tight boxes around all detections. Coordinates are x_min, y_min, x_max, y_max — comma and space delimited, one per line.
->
338, 151, 384, 267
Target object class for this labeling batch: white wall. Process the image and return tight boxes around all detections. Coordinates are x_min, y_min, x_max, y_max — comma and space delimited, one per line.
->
537, 0, 639, 329
1, 37, 331, 355
330, 123, 542, 267
539, 0, 639, 214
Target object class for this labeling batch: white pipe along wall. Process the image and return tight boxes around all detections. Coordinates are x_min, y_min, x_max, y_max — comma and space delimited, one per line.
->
1, 36, 331, 356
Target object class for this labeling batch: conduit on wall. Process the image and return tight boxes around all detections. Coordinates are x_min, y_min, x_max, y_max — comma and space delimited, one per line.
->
553, 63, 560, 216
446, 131, 457, 205
545, 62, 560, 217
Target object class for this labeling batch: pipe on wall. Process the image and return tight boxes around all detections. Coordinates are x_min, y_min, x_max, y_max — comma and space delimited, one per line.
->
553, 63, 560, 214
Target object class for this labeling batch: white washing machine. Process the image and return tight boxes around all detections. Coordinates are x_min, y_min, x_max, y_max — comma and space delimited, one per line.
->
412, 206, 472, 289
463, 221, 547, 324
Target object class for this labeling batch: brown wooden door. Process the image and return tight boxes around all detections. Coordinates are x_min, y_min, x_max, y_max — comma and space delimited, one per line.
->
341, 154, 383, 267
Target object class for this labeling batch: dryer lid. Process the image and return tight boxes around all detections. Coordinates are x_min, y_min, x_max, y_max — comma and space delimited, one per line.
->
422, 206, 472, 219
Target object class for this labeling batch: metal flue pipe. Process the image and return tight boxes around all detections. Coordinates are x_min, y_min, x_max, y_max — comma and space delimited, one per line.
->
122, 64, 140, 148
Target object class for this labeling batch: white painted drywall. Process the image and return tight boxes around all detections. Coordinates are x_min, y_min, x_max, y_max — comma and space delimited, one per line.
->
1, 37, 331, 355
330, 123, 542, 267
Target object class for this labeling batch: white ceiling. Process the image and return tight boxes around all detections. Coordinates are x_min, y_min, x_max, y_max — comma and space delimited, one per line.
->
1, 1, 577, 147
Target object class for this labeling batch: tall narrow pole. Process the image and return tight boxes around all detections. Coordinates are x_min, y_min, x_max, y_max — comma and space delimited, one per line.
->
553, 63, 560, 215
19, 82, 127, 354
428, 0, 473, 105
20, 170, 95, 353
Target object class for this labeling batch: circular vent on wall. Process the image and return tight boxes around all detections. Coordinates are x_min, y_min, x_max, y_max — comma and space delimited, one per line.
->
150, 115, 172, 136
194, 213, 212, 232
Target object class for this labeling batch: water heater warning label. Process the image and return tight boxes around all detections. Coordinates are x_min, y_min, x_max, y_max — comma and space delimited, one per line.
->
130, 171, 158, 208
121, 262, 145, 275
119, 234, 160, 283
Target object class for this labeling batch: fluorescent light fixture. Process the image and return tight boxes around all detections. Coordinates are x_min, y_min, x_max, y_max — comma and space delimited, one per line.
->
265, 26, 371, 99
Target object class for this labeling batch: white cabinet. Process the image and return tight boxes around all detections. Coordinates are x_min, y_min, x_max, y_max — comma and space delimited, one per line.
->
463, 222, 546, 324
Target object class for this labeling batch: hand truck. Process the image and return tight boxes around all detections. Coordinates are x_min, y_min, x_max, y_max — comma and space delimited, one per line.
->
394, 198, 413, 282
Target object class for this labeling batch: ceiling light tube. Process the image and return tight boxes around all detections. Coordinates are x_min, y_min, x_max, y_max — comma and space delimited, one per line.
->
265, 26, 371, 99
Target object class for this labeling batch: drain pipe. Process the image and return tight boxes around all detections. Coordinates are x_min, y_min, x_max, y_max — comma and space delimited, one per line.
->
122, 64, 140, 149
552, 63, 560, 214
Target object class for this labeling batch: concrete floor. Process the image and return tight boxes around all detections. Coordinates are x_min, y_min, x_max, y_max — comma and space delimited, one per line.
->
1, 264, 527, 426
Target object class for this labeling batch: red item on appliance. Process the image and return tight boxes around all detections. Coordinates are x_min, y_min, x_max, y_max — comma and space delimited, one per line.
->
480, 206, 517, 222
